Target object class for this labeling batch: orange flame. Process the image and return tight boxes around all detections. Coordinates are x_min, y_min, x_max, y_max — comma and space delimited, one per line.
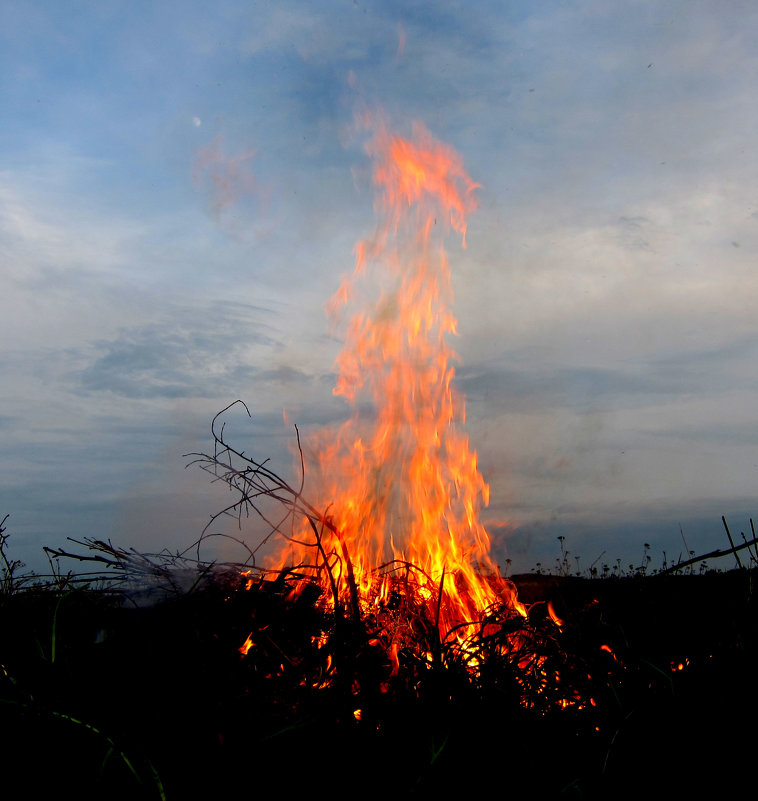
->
239, 633, 254, 657
278, 120, 517, 638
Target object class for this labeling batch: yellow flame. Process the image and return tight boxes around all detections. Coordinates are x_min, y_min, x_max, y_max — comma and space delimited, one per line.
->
275, 119, 518, 638
239, 633, 254, 657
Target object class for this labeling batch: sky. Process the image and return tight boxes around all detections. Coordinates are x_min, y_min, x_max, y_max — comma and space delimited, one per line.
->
2, 0, 757, 576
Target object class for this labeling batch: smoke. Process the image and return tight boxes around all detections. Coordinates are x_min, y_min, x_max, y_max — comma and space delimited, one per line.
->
192, 133, 271, 238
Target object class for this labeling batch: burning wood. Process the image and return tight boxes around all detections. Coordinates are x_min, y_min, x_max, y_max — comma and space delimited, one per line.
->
181, 120, 625, 716
10, 121, 622, 746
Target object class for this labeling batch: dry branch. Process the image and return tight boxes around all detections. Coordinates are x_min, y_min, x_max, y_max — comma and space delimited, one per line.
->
658, 525, 758, 575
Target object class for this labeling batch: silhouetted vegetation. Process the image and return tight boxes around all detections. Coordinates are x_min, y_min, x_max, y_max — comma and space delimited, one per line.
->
2, 511, 757, 799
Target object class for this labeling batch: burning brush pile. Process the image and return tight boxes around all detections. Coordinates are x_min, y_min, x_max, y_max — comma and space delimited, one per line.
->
199, 121, 582, 706
184, 122, 621, 725
2, 123, 758, 798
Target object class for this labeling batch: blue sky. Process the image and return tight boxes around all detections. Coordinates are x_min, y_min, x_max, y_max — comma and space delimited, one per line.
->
2, 0, 757, 574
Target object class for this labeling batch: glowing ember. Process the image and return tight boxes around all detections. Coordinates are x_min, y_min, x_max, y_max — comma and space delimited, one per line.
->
238, 632, 254, 656
276, 119, 520, 638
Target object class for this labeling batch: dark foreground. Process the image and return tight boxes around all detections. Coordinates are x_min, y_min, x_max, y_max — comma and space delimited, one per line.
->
1, 568, 756, 799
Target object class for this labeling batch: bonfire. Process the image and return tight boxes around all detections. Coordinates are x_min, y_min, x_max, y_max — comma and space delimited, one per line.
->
185, 119, 610, 714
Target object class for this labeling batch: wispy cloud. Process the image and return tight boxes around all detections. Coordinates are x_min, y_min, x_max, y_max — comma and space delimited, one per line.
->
77, 304, 281, 399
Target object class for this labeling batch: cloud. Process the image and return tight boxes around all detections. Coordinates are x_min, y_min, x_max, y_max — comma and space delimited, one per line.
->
458, 331, 758, 417
78, 302, 281, 399
0, 172, 143, 281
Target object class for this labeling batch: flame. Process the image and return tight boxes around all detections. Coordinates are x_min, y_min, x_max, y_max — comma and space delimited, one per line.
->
239, 633, 254, 656
547, 600, 564, 628
276, 120, 519, 640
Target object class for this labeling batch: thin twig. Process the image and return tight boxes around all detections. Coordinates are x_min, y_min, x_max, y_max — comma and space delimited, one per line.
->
722, 516, 745, 570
